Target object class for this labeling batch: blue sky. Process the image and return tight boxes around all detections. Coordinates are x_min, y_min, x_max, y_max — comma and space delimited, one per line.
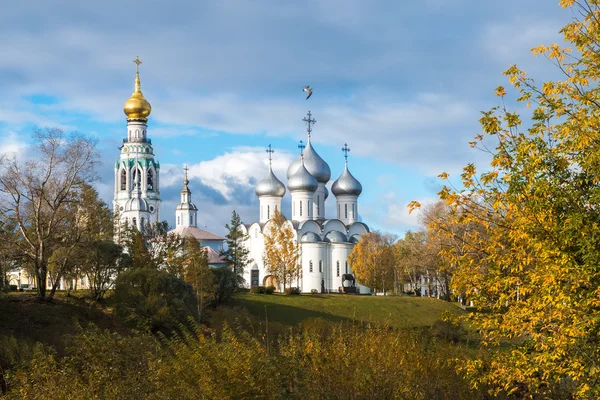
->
0, 0, 571, 236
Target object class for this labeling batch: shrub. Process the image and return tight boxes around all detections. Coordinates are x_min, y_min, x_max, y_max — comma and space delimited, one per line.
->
212, 267, 237, 306
8, 285, 17, 292
430, 311, 466, 343
264, 286, 275, 294
284, 287, 300, 295
310, 289, 318, 294
114, 268, 198, 334
250, 286, 265, 294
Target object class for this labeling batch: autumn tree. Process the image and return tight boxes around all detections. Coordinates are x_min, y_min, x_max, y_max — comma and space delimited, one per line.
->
409, 1, 600, 397
0, 128, 99, 300
183, 237, 213, 319
219, 210, 252, 287
262, 210, 300, 290
348, 232, 395, 294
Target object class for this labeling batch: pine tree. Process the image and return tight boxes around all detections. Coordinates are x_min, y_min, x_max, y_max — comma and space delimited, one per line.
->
219, 210, 252, 287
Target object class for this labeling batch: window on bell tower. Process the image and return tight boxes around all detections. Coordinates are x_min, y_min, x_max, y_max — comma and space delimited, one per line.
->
120, 169, 126, 190
147, 169, 154, 190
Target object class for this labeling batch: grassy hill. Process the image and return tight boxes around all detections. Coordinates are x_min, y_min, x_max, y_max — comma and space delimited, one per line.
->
231, 293, 464, 329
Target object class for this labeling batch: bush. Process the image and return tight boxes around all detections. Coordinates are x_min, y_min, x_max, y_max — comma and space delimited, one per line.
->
250, 286, 265, 294
284, 287, 300, 295
264, 286, 275, 294
114, 268, 198, 334
8, 285, 17, 292
212, 267, 237, 306
430, 311, 466, 343
310, 289, 318, 294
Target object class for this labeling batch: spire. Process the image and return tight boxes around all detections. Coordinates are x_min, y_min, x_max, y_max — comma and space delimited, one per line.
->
182, 166, 191, 194
123, 56, 152, 121
302, 110, 316, 138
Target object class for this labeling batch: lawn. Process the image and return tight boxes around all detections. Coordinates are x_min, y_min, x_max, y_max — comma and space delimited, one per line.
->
233, 293, 465, 329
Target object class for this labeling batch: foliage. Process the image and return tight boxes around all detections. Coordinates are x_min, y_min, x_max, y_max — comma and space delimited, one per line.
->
182, 237, 213, 319
219, 210, 253, 287
114, 268, 198, 334
211, 266, 238, 306
80, 240, 127, 301
430, 311, 466, 343
262, 210, 300, 290
250, 285, 266, 294
4, 320, 481, 399
348, 232, 395, 294
265, 285, 275, 294
408, 1, 600, 397
0, 129, 99, 300
310, 289, 318, 294
283, 287, 300, 295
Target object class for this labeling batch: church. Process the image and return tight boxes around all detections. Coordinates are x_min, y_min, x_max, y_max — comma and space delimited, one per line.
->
240, 113, 371, 294
112, 57, 371, 293
113, 57, 226, 267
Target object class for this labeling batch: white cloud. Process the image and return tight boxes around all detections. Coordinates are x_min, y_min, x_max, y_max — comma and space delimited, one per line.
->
0, 131, 28, 156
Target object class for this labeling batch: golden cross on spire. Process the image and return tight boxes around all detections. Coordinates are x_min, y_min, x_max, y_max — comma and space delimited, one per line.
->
133, 56, 142, 73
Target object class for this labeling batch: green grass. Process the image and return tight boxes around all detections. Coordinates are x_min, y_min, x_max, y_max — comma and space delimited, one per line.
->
232, 293, 465, 329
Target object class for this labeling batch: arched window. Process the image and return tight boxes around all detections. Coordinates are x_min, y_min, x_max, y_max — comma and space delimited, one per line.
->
308, 201, 311, 216
338, 204, 341, 219
132, 217, 137, 227
120, 169, 126, 190
309, 261, 313, 273
345, 261, 349, 274
190, 215, 193, 225
319, 260, 323, 273
147, 169, 154, 190
267, 205, 270, 219
132, 168, 140, 188
140, 217, 144, 227
300, 201, 303, 216
352, 203, 355, 218
336, 261, 340, 277
177, 216, 180, 226
345, 204, 348, 219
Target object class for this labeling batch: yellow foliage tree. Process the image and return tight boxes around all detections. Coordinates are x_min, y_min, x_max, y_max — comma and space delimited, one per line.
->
262, 210, 300, 290
411, 1, 600, 397
348, 232, 395, 294
183, 237, 213, 319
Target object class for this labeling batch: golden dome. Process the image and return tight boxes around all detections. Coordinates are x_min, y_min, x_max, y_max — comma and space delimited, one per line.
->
123, 56, 152, 121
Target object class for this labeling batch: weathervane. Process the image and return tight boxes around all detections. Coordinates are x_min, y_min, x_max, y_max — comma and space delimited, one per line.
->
302, 111, 316, 137
266, 144, 274, 166
342, 143, 350, 163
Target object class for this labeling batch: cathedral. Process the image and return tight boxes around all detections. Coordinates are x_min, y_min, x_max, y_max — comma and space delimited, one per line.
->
240, 113, 371, 294
111, 57, 370, 293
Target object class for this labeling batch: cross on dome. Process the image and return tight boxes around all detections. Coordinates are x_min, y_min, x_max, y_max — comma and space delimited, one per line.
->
133, 56, 142, 73
342, 143, 351, 163
298, 140, 306, 157
302, 110, 316, 137
184, 165, 189, 185
266, 144, 274, 166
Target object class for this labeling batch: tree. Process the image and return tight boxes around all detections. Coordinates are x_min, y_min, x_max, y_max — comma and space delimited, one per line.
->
262, 210, 300, 290
348, 232, 395, 294
183, 237, 213, 319
0, 128, 99, 300
219, 210, 252, 287
409, 2, 600, 396
82, 240, 127, 301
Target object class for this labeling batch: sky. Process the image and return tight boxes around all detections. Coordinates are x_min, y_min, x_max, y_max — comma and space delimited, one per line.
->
0, 0, 572, 236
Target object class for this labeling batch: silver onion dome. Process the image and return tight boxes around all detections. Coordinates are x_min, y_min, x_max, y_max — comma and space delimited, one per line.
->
288, 160, 318, 193
287, 138, 331, 183
255, 166, 286, 197
324, 230, 348, 243
331, 164, 362, 197
301, 232, 321, 243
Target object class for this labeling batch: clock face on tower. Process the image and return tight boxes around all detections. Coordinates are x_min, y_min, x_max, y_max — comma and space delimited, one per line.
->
150, 206, 155, 213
